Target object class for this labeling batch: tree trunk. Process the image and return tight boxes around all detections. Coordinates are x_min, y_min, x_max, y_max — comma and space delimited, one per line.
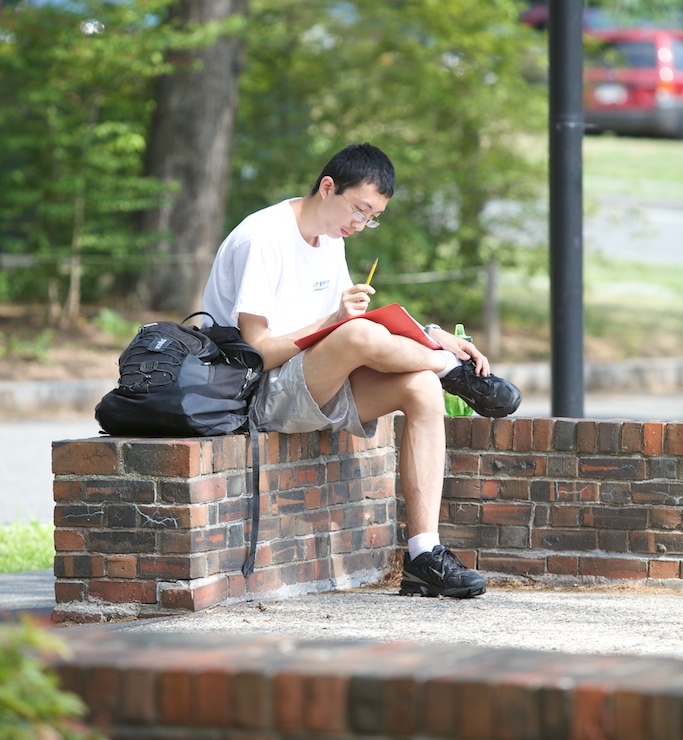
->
141, 0, 247, 313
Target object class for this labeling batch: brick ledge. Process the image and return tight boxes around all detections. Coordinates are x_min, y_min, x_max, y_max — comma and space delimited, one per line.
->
51, 629, 683, 739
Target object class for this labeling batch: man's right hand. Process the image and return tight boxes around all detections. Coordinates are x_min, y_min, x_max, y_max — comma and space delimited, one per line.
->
336, 284, 376, 321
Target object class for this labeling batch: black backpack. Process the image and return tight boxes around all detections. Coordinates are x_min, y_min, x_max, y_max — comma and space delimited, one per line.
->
95, 311, 264, 576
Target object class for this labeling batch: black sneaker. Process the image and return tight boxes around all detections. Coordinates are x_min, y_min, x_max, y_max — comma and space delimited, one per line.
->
399, 545, 486, 598
440, 362, 521, 418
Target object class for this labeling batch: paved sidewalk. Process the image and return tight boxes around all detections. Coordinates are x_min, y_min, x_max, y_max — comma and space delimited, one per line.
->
0, 570, 56, 619
4, 569, 683, 660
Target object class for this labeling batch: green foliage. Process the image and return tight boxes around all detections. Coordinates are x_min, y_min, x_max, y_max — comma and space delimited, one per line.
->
0, 329, 55, 362
231, 0, 547, 327
0, 1, 179, 308
0, 522, 55, 574
92, 308, 140, 345
0, 618, 101, 738
2, 0, 547, 328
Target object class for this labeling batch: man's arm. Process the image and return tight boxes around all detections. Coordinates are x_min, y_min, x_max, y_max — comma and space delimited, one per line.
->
239, 283, 376, 371
238, 313, 319, 371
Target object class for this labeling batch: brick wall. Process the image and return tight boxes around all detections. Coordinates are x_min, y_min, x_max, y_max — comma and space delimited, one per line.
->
52, 415, 397, 622
51, 628, 683, 739
52, 415, 683, 621
434, 416, 683, 583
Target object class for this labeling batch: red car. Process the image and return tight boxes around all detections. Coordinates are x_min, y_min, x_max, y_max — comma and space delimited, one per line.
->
584, 28, 683, 138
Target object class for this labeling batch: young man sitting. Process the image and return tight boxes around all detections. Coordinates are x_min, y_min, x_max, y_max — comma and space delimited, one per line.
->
202, 142, 520, 598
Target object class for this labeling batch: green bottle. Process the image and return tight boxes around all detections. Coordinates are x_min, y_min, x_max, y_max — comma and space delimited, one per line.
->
444, 323, 474, 417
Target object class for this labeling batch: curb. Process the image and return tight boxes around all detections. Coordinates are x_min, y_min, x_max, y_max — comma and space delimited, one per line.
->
495, 356, 683, 395
0, 378, 115, 418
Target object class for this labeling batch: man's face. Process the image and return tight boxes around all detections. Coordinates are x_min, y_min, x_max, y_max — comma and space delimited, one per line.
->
324, 179, 390, 239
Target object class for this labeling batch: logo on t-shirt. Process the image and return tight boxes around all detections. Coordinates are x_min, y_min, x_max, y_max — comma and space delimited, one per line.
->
312, 280, 330, 292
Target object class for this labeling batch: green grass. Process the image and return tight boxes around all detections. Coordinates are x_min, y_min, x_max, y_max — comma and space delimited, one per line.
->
92, 307, 142, 345
584, 257, 683, 355
499, 134, 683, 362
500, 256, 683, 361
583, 135, 683, 201
581, 138, 683, 360
0, 328, 55, 362
0, 521, 54, 573
526, 132, 683, 201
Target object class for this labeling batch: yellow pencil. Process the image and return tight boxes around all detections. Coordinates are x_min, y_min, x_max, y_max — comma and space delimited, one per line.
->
365, 258, 378, 285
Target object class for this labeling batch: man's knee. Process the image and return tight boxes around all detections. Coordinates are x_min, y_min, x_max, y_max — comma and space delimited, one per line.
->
326, 318, 391, 355
401, 370, 445, 415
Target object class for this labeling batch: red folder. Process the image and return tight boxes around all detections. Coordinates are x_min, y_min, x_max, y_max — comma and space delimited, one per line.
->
295, 303, 441, 350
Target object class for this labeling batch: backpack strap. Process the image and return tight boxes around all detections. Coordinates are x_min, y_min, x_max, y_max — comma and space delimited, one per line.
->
182, 310, 217, 327
241, 414, 260, 578
184, 309, 261, 576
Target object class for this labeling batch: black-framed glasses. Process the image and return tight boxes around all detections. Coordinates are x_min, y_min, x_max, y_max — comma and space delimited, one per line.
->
340, 192, 380, 229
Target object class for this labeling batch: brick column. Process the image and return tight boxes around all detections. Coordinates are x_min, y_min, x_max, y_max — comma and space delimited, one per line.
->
52, 416, 396, 623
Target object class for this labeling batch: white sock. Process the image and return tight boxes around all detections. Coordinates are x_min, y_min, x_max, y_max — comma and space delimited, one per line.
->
408, 532, 441, 560
435, 349, 461, 378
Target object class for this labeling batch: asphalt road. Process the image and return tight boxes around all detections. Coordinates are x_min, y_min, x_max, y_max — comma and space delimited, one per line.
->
585, 196, 683, 265
0, 417, 100, 525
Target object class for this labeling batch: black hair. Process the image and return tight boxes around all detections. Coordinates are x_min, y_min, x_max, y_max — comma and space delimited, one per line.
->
310, 142, 396, 198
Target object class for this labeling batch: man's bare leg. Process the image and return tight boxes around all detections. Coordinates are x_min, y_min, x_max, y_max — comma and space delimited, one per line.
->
301, 326, 487, 598
302, 319, 448, 408
301, 319, 448, 534
348, 366, 445, 536
349, 365, 486, 598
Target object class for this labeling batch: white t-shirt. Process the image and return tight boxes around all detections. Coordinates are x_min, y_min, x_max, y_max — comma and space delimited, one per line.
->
202, 199, 352, 336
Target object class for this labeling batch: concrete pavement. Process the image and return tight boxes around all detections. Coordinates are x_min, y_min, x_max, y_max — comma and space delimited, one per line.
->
4, 568, 683, 661
0, 570, 56, 619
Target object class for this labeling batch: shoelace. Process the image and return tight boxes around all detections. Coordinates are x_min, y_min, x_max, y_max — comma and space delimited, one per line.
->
460, 363, 495, 395
433, 546, 467, 572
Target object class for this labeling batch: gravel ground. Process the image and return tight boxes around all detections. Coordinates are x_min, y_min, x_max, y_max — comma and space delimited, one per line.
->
6, 572, 683, 659
108, 582, 683, 659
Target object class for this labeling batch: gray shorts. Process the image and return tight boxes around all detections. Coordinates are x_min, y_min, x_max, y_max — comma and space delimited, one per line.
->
252, 351, 377, 438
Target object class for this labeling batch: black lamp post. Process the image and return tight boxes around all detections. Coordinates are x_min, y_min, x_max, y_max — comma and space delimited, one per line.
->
548, 0, 585, 418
